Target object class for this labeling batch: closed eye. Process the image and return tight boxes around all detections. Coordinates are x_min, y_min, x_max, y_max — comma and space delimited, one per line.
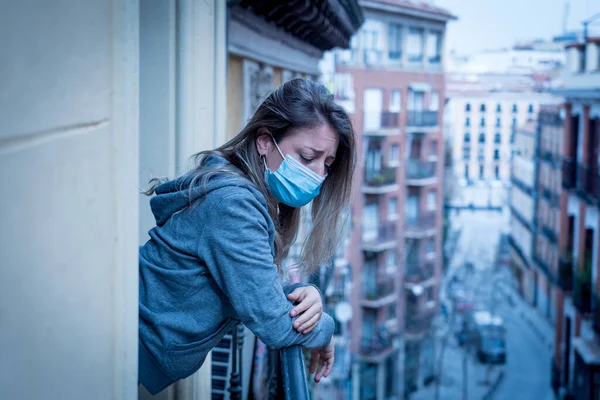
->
300, 155, 314, 162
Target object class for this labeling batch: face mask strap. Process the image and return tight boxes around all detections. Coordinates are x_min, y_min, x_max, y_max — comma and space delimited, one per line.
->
271, 136, 285, 160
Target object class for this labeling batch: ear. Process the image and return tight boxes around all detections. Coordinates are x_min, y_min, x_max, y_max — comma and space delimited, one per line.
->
256, 128, 272, 157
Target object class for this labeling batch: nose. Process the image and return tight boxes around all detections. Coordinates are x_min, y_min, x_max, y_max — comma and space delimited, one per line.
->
311, 165, 326, 178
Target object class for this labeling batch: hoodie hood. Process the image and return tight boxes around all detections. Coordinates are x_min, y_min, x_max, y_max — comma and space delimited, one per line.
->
149, 155, 264, 226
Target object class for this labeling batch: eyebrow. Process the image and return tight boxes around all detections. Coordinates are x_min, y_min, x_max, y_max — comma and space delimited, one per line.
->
304, 146, 336, 160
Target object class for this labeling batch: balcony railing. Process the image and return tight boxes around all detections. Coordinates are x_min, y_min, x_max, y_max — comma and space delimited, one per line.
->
405, 310, 435, 335
593, 295, 600, 337
406, 159, 437, 182
558, 254, 573, 292
362, 280, 395, 302
562, 158, 576, 189
405, 212, 436, 236
573, 262, 592, 315
364, 166, 397, 187
362, 222, 397, 251
407, 110, 438, 127
405, 262, 435, 282
361, 333, 394, 357
363, 111, 401, 134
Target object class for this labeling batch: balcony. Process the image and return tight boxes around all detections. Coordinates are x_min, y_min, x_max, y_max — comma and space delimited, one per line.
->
363, 166, 398, 194
405, 308, 435, 337
562, 157, 576, 190
362, 222, 397, 252
407, 110, 438, 127
558, 253, 573, 292
405, 212, 436, 238
363, 111, 401, 136
362, 280, 396, 308
551, 357, 561, 395
360, 333, 395, 362
406, 159, 437, 185
533, 254, 549, 279
573, 265, 592, 315
405, 261, 435, 283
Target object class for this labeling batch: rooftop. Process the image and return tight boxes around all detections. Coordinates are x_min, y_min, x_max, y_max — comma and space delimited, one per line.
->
363, 0, 457, 20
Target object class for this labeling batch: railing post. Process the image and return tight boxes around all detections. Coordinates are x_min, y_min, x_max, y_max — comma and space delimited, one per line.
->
228, 325, 243, 400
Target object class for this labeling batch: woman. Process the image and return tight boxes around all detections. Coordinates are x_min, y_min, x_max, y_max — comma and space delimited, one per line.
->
138, 79, 356, 394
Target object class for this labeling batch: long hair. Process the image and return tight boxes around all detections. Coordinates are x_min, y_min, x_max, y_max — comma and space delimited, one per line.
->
146, 78, 356, 274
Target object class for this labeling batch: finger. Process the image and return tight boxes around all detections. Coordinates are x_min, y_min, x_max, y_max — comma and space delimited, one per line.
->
315, 363, 328, 382
309, 352, 320, 374
323, 358, 334, 377
299, 313, 321, 333
290, 297, 312, 318
287, 288, 304, 301
293, 305, 318, 327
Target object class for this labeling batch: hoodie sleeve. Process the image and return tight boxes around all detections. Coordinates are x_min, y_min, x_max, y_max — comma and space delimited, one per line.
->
196, 189, 334, 349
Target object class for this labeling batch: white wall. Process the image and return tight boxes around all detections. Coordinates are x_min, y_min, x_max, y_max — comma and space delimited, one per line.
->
0, 1, 139, 399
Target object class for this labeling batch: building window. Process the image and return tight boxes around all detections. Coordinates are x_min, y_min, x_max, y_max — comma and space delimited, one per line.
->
496, 117, 501, 127
390, 89, 401, 112
407, 27, 424, 62
388, 197, 398, 218
478, 147, 484, 161
465, 103, 471, 112
427, 190, 437, 211
465, 117, 471, 127
528, 104, 534, 113
495, 166, 500, 180
463, 146, 471, 160
478, 133, 485, 143
494, 133, 501, 144
496, 104, 502, 113
480, 117, 485, 127
388, 23, 402, 60
512, 104, 518, 113
464, 164, 469, 179
429, 90, 439, 111
480, 103, 486, 112
479, 164, 484, 179
464, 132, 471, 143
512, 117, 517, 127
494, 149, 500, 160
389, 144, 400, 166
426, 31, 442, 63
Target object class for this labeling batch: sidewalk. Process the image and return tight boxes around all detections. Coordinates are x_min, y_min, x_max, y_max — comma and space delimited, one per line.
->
496, 281, 554, 351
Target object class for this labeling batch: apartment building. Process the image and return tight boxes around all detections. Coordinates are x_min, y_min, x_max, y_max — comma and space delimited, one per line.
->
331, 1, 456, 398
551, 34, 600, 399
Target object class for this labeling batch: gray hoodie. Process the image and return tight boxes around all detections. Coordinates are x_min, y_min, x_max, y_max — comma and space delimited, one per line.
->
138, 155, 334, 394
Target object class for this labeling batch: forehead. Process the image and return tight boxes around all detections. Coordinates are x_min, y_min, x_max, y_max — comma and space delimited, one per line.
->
286, 125, 339, 152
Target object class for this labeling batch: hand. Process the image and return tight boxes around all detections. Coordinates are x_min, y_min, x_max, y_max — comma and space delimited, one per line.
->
309, 338, 335, 383
288, 285, 323, 334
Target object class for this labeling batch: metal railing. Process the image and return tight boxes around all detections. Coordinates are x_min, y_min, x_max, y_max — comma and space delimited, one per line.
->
363, 280, 395, 301
364, 166, 397, 187
361, 333, 394, 355
406, 159, 437, 180
405, 212, 436, 232
362, 222, 397, 247
407, 110, 438, 127
405, 262, 435, 282
363, 111, 400, 131
405, 310, 435, 334
562, 158, 576, 189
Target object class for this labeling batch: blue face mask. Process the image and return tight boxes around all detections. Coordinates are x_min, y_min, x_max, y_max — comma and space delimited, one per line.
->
263, 139, 326, 208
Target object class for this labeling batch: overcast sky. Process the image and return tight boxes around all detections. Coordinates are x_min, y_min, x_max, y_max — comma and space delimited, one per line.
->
435, 0, 599, 55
